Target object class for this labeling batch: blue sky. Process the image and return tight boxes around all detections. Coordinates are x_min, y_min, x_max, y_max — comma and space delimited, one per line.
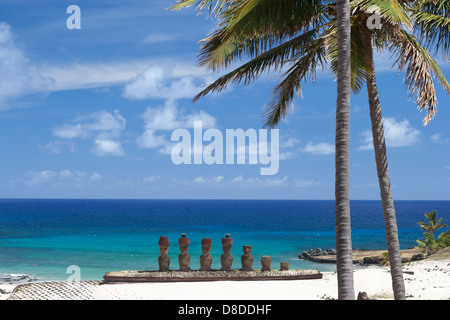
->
0, 0, 449, 200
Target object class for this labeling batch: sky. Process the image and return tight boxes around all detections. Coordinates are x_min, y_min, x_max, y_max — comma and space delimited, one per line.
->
0, 0, 449, 200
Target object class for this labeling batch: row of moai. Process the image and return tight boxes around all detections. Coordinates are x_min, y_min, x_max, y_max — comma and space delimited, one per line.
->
158, 233, 289, 272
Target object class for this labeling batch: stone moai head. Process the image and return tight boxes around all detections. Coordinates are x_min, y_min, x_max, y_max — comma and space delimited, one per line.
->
178, 233, 190, 253
158, 236, 170, 255
201, 238, 212, 255
222, 234, 233, 253
280, 261, 289, 271
242, 245, 252, 256
261, 256, 271, 271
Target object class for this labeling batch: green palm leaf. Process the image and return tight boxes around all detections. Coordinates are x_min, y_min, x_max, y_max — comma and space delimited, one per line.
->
197, 0, 330, 71
385, 23, 450, 124
193, 28, 323, 101
413, 0, 450, 60
263, 37, 328, 127
351, 0, 413, 29
170, 0, 233, 17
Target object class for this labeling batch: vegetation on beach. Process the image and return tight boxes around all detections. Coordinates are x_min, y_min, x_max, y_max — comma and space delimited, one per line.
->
416, 210, 449, 254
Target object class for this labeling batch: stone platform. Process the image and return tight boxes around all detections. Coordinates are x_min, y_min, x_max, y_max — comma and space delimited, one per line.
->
103, 269, 323, 283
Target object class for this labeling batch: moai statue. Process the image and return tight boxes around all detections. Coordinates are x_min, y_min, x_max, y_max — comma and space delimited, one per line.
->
280, 261, 289, 271
261, 256, 272, 271
178, 233, 191, 271
158, 236, 170, 272
241, 245, 253, 271
200, 238, 213, 271
220, 234, 233, 271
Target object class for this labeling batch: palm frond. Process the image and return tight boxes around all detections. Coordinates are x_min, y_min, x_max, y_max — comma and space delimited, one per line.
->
263, 37, 328, 127
169, 0, 233, 17
352, 0, 413, 29
193, 28, 323, 101
197, 0, 330, 70
386, 23, 450, 125
413, 0, 450, 60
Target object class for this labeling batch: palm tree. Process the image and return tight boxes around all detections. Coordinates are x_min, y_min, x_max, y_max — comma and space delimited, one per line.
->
416, 210, 449, 253
170, 0, 450, 299
348, 0, 450, 299
334, 0, 355, 300
418, 210, 448, 240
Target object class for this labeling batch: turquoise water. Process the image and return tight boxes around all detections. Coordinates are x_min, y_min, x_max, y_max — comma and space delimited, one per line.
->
0, 199, 449, 282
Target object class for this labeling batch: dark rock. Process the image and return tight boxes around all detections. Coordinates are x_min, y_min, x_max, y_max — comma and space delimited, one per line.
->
363, 256, 382, 265
357, 292, 370, 300
411, 252, 425, 261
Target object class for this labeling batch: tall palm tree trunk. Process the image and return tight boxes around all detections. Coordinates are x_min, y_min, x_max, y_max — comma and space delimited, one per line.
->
360, 24, 406, 300
335, 0, 355, 300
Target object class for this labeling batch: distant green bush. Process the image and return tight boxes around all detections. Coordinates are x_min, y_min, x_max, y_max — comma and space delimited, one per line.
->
416, 210, 448, 254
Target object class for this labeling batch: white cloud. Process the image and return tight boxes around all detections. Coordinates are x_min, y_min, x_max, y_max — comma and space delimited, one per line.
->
136, 130, 167, 149
384, 118, 421, 147
40, 59, 154, 92
141, 32, 179, 44
53, 109, 126, 156
53, 123, 88, 139
281, 138, 301, 148
262, 176, 288, 187
40, 57, 211, 94
24, 170, 57, 186
0, 23, 213, 107
279, 151, 295, 160
141, 175, 162, 183
278, 137, 300, 160
194, 176, 206, 183
123, 64, 210, 101
90, 172, 102, 181
231, 175, 288, 187
431, 133, 449, 144
359, 117, 420, 150
53, 110, 126, 139
431, 133, 442, 143
41, 141, 76, 154
136, 100, 217, 153
294, 178, 321, 187
302, 142, 335, 155
24, 170, 96, 187
92, 139, 125, 156
0, 22, 53, 108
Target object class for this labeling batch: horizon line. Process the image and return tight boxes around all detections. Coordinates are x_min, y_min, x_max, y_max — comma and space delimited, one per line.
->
1, 198, 449, 202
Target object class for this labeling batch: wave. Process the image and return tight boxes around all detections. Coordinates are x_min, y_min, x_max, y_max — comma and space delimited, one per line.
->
0, 273, 37, 283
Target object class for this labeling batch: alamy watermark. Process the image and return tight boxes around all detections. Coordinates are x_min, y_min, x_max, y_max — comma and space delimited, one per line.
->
67, 5, 81, 30
66, 265, 81, 281
66, 5, 381, 31
367, 13, 382, 30
171, 121, 279, 175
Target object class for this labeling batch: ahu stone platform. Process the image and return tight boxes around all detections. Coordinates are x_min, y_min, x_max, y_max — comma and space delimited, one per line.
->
103, 269, 323, 283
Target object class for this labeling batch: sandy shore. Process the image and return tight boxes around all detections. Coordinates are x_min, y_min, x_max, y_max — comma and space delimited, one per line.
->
1, 257, 448, 300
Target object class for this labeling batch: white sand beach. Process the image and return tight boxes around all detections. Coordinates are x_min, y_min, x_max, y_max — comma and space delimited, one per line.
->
1, 255, 448, 300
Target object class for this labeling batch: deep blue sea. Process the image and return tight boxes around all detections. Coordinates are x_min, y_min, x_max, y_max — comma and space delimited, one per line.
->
0, 199, 449, 282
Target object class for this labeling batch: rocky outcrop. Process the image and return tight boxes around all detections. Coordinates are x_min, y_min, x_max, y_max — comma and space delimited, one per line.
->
298, 248, 425, 265
298, 248, 338, 263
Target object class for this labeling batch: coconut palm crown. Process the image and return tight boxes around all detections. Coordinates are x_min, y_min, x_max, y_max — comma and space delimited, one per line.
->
171, 0, 450, 127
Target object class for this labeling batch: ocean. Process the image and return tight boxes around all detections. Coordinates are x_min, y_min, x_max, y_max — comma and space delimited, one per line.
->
0, 199, 449, 282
